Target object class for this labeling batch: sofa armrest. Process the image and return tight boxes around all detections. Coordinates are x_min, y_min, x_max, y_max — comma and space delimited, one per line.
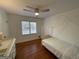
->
41, 35, 52, 39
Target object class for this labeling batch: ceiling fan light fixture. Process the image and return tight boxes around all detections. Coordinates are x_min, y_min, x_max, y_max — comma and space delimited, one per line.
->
35, 12, 39, 16
24, 6, 50, 17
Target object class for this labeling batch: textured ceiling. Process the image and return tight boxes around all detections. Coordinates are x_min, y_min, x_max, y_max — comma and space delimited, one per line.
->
0, 0, 79, 18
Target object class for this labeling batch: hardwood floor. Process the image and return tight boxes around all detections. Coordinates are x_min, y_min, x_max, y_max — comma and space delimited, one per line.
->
15, 39, 58, 59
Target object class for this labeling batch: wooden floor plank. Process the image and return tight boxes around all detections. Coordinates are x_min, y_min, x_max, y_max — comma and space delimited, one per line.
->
15, 39, 58, 59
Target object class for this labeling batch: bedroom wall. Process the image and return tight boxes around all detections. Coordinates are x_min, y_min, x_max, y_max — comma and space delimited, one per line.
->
44, 8, 79, 46
0, 9, 9, 37
7, 13, 44, 43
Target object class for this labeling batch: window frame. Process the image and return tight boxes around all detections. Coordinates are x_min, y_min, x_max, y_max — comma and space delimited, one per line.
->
21, 21, 37, 35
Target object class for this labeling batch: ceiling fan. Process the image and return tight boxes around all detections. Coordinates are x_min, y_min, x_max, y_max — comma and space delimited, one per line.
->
23, 6, 50, 16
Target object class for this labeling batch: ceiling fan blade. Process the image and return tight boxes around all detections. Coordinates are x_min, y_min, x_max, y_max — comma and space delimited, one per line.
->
41, 9, 50, 12
23, 9, 33, 12
26, 6, 35, 9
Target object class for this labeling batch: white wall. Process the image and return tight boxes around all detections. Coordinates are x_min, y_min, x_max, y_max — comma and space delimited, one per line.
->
44, 8, 79, 46
0, 9, 9, 37
8, 14, 44, 43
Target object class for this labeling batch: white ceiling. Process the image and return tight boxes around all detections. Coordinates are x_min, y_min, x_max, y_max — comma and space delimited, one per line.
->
0, 0, 79, 18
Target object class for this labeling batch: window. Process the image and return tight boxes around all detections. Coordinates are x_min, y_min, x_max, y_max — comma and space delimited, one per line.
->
21, 21, 30, 35
30, 22, 37, 34
21, 21, 37, 35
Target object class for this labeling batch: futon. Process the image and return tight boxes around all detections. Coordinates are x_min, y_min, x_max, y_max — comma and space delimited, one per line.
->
42, 38, 79, 59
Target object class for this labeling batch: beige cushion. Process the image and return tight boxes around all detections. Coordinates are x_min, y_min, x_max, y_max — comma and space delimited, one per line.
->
0, 32, 3, 40
0, 32, 7, 40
